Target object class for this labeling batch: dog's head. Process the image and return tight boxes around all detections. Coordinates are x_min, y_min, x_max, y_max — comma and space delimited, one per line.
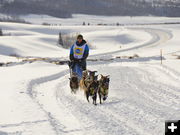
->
88, 71, 98, 81
88, 70, 97, 77
69, 76, 78, 83
69, 72, 78, 83
100, 75, 110, 85
82, 70, 88, 79
69, 74, 79, 91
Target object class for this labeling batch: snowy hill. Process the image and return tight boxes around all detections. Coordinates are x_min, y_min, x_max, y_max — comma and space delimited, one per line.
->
0, 16, 180, 135
0, 0, 180, 17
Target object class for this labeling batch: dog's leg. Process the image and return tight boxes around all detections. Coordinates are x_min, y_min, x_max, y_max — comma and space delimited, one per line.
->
72, 88, 76, 94
99, 91, 102, 104
92, 96, 95, 105
94, 93, 97, 105
86, 91, 90, 103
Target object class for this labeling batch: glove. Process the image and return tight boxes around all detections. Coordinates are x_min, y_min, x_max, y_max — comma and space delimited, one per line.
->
73, 58, 81, 62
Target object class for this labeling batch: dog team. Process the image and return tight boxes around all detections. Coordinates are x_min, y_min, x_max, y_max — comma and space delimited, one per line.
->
69, 70, 110, 105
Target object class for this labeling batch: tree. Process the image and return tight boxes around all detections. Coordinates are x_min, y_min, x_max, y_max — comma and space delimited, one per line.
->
58, 32, 63, 46
0, 28, 3, 36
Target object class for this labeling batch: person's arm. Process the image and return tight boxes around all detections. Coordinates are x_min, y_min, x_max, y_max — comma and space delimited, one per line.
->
69, 45, 74, 61
82, 45, 89, 60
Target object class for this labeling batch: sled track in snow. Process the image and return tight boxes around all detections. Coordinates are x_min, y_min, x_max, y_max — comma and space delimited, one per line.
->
27, 70, 69, 135
56, 79, 143, 135
24, 27, 179, 135
54, 64, 180, 135
25, 62, 180, 135
91, 28, 172, 58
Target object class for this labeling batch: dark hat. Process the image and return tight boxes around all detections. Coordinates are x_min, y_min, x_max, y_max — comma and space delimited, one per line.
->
77, 34, 83, 39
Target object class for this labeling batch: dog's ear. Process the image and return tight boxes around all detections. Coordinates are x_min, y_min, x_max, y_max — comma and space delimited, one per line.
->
106, 75, 110, 78
89, 71, 97, 73
88, 70, 92, 73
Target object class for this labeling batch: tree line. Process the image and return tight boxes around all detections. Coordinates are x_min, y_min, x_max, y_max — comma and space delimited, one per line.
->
0, 0, 180, 17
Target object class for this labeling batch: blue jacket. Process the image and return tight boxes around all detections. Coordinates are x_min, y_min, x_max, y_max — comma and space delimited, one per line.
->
69, 40, 89, 61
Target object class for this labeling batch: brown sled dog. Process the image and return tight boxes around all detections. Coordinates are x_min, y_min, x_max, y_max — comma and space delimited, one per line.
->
69, 72, 79, 94
98, 75, 110, 104
80, 70, 97, 92
79, 70, 89, 91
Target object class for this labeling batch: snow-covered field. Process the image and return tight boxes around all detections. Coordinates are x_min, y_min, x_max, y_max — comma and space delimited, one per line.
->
21, 14, 180, 25
0, 15, 180, 135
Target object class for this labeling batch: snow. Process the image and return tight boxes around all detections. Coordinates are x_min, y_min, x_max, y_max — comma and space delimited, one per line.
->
0, 15, 180, 135
20, 14, 180, 25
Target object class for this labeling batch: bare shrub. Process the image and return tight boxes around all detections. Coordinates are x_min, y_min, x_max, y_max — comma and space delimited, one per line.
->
9, 54, 21, 57
0, 63, 4, 66
42, 22, 50, 26
58, 32, 93, 49
58, 33, 77, 49
133, 54, 139, 58
0, 16, 30, 24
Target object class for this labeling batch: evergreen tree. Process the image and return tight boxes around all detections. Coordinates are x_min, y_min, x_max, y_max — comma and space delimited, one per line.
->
58, 32, 63, 46
0, 28, 3, 36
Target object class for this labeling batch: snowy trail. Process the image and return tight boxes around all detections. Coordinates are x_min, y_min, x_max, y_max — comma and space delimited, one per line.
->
29, 62, 180, 135
90, 27, 172, 58
27, 69, 70, 135
25, 53, 180, 135
0, 21, 180, 135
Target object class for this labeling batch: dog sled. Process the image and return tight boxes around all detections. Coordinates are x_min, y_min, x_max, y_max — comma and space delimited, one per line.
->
68, 61, 83, 93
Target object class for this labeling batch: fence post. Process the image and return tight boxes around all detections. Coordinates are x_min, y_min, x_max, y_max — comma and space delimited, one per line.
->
161, 49, 163, 64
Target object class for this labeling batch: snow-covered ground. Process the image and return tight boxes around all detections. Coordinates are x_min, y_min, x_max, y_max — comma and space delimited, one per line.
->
21, 14, 180, 25
0, 15, 180, 135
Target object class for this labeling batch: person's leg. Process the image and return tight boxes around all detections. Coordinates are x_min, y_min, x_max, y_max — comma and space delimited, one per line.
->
71, 61, 76, 73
